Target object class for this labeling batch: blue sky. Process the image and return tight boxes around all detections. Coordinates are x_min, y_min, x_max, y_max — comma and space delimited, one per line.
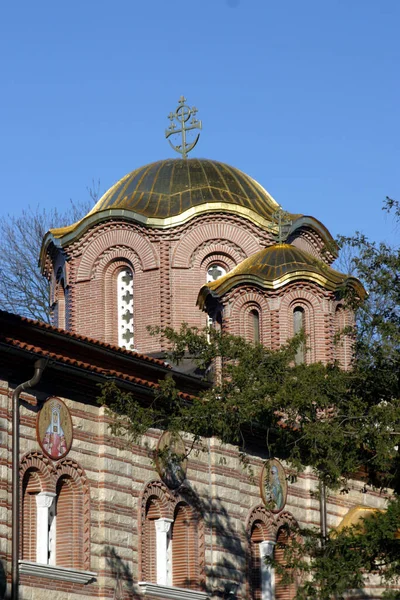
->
0, 0, 399, 245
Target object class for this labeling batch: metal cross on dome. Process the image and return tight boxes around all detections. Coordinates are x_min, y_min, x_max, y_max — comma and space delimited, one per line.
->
165, 96, 202, 159
271, 207, 293, 244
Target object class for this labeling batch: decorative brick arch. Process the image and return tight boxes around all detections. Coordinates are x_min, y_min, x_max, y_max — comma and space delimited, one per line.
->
246, 505, 276, 542
76, 228, 158, 281
228, 288, 271, 346
192, 242, 246, 271
20, 451, 55, 492
92, 246, 143, 280
54, 458, 91, 570
275, 510, 299, 533
172, 223, 261, 269
200, 252, 237, 275
140, 480, 176, 521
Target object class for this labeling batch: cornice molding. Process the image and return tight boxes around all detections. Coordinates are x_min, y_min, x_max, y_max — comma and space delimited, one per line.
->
138, 582, 209, 599
19, 560, 97, 584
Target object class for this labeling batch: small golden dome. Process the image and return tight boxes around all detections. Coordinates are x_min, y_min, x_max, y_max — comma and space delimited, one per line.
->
198, 244, 365, 307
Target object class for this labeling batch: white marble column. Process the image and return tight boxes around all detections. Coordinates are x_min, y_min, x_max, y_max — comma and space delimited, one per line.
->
260, 540, 275, 600
35, 492, 56, 564
155, 517, 173, 586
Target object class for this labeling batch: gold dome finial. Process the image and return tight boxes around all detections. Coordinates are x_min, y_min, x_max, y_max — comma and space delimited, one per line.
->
165, 96, 202, 159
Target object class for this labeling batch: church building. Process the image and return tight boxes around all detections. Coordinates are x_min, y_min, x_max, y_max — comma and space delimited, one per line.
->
0, 99, 387, 600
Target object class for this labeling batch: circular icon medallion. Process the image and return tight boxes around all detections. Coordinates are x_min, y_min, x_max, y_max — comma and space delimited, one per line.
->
36, 397, 73, 460
260, 458, 287, 513
155, 431, 187, 489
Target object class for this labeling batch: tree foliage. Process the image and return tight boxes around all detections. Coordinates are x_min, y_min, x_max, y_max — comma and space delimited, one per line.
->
99, 199, 400, 597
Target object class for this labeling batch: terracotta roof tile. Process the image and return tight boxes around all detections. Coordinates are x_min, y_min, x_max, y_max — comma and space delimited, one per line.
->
3, 336, 193, 402
0, 310, 169, 368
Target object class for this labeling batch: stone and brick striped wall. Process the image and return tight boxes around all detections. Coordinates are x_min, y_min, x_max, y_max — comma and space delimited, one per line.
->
0, 379, 390, 599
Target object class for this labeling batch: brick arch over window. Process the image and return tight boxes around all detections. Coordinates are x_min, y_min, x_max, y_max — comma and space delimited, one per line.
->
54, 459, 91, 570
76, 228, 158, 282
20, 451, 55, 492
193, 243, 246, 271
92, 246, 143, 280
200, 251, 237, 274
172, 223, 261, 268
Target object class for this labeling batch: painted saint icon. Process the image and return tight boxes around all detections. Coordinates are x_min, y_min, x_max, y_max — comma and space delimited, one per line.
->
37, 397, 73, 460
155, 431, 187, 489
260, 459, 287, 513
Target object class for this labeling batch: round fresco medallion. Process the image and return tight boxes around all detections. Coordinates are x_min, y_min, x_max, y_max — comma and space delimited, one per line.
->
155, 431, 187, 489
260, 458, 287, 513
36, 397, 73, 460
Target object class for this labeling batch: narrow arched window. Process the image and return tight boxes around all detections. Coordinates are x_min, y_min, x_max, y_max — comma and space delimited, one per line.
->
250, 309, 260, 344
206, 264, 227, 333
56, 280, 66, 330
117, 268, 134, 350
274, 527, 296, 600
293, 307, 305, 365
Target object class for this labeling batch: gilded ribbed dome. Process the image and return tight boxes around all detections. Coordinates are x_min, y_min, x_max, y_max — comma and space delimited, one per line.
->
87, 158, 280, 221
197, 244, 365, 307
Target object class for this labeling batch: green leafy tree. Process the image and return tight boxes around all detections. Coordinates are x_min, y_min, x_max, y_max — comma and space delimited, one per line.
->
99, 200, 400, 598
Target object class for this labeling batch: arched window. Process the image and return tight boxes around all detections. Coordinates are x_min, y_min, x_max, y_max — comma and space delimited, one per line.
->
250, 521, 274, 600
140, 484, 204, 591
57, 281, 66, 330
293, 307, 305, 365
117, 268, 134, 350
55, 475, 84, 569
172, 503, 198, 589
206, 264, 227, 332
250, 309, 260, 344
274, 527, 296, 600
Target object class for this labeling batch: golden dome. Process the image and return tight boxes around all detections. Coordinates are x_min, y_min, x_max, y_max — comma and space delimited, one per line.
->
198, 244, 364, 307
47, 158, 287, 242
89, 158, 280, 220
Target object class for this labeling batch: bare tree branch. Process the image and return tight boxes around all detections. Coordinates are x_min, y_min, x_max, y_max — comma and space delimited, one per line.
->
0, 193, 97, 323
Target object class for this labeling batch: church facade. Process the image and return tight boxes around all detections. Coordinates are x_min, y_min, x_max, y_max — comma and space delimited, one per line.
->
0, 147, 389, 599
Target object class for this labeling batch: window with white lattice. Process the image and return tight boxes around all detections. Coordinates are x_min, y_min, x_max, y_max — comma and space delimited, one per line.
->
117, 268, 134, 350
